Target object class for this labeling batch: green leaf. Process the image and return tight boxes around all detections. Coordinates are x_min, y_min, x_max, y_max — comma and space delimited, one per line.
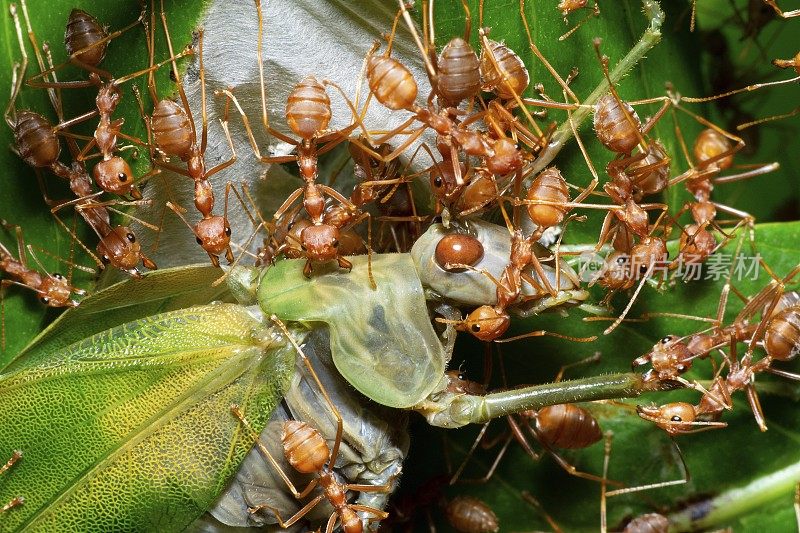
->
0, 301, 295, 532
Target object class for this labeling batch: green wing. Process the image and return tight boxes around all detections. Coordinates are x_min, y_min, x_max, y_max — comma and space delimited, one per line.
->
0, 303, 295, 532
257, 254, 446, 408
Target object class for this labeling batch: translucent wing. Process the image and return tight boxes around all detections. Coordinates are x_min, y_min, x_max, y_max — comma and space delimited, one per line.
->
257, 254, 446, 408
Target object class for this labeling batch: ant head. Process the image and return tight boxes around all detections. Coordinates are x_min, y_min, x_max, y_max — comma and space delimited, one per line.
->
96, 83, 122, 111
485, 138, 524, 176
630, 238, 667, 275
689, 201, 717, 226
636, 402, 697, 434
429, 161, 463, 201
679, 224, 717, 261
194, 216, 232, 257
300, 224, 340, 262
598, 251, 634, 290
38, 272, 72, 307
93, 157, 139, 198
434, 233, 484, 272
97, 226, 142, 274
461, 305, 510, 342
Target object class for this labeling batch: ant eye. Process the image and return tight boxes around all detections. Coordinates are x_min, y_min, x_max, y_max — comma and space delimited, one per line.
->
118, 173, 128, 182
126, 233, 136, 243
661, 336, 673, 344
53, 272, 64, 280
671, 415, 683, 422
616, 256, 626, 264
434, 176, 444, 188
40, 296, 50, 305
676, 365, 686, 372
332, 239, 339, 248
196, 236, 203, 245
101, 255, 111, 264
224, 227, 231, 236
470, 324, 481, 332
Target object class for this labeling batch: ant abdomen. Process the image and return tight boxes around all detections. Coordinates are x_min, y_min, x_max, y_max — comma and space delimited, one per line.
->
285, 76, 331, 139
437, 37, 481, 105
151, 99, 193, 159
526, 167, 570, 229
593, 94, 642, 154
14, 111, 61, 168
764, 306, 800, 361
367, 55, 418, 110
534, 404, 602, 449
64, 9, 108, 67
629, 140, 670, 197
693, 128, 734, 171
281, 420, 329, 474
622, 512, 669, 533
434, 233, 484, 271
479, 39, 529, 99
445, 495, 499, 533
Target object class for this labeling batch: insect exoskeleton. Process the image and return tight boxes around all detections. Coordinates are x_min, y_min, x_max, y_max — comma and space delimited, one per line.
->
445, 495, 500, 533
526, 167, 570, 229
411, 219, 588, 312
96, 225, 156, 274
764, 304, 800, 361
437, 37, 481, 106
678, 224, 717, 263
64, 9, 108, 66
636, 402, 698, 435
532, 403, 603, 449
281, 420, 329, 473
12, 111, 61, 169
285, 76, 332, 139
693, 128, 734, 171
151, 99, 193, 158
366, 55, 418, 111
622, 512, 670, 533
627, 140, 670, 197
435, 233, 485, 272
479, 39, 529, 99
593, 94, 642, 155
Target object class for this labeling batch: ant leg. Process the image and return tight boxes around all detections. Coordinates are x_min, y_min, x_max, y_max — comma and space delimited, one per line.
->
0, 450, 23, 511
160, 0, 197, 145
270, 317, 345, 466
250, 495, 326, 529
763, 0, 800, 18
215, 88, 298, 163
605, 436, 689, 496
230, 405, 321, 500
205, 119, 237, 178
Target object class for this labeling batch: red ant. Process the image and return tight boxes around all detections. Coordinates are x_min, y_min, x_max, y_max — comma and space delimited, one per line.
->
6, 2, 157, 278
231, 317, 393, 532
146, 1, 237, 266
